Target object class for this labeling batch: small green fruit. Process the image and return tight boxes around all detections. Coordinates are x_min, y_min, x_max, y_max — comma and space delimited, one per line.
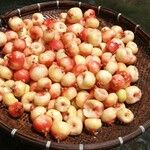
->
116, 89, 127, 103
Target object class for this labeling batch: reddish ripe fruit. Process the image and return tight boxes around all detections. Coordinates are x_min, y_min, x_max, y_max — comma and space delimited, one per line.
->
3, 59, 8, 66
23, 47, 33, 56
14, 69, 30, 83
2, 42, 14, 54
8, 102, 24, 118
110, 74, 125, 92
44, 18, 55, 28
5, 30, 18, 42
13, 39, 26, 52
84, 9, 96, 19
30, 82, 41, 92
117, 71, 132, 88
87, 61, 101, 74
80, 28, 89, 41
48, 40, 64, 51
101, 53, 113, 66
8, 51, 25, 70
50, 91, 60, 99
72, 64, 87, 76
58, 57, 74, 72
33, 115, 52, 136
106, 41, 120, 54
87, 89, 94, 99
29, 26, 43, 40
80, 18, 86, 26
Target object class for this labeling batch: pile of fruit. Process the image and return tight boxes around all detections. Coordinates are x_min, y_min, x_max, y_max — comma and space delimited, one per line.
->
0, 7, 142, 141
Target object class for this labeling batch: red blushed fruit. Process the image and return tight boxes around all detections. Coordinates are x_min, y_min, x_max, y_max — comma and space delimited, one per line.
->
117, 71, 132, 88
106, 41, 120, 54
14, 69, 30, 83
50, 91, 60, 99
86, 61, 101, 74
110, 74, 125, 92
120, 31, 125, 38
13, 39, 26, 52
44, 18, 55, 28
87, 89, 94, 99
33, 115, 52, 136
8, 51, 25, 70
30, 82, 41, 92
61, 87, 68, 95
58, 57, 74, 72
23, 47, 32, 56
80, 28, 89, 41
29, 26, 43, 40
2, 42, 14, 54
8, 102, 24, 118
80, 18, 86, 26
84, 9, 96, 19
48, 40, 64, 51
3, 59, 8, 66
72, 64, 87, 76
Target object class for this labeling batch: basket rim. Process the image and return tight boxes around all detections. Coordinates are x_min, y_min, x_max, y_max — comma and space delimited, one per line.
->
0, 1, 150, 150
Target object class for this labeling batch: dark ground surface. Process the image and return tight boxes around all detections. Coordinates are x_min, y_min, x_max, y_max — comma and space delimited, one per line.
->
0, 0, 150, 150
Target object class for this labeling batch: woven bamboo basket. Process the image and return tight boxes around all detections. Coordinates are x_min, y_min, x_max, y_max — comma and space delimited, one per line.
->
0, 1, 150, 150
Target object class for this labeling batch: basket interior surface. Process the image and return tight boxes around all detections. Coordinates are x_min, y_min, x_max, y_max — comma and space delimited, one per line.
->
0, 1, 150, 150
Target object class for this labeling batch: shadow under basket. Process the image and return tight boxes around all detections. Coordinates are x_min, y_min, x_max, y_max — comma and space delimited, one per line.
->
0, 1, 150, 150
